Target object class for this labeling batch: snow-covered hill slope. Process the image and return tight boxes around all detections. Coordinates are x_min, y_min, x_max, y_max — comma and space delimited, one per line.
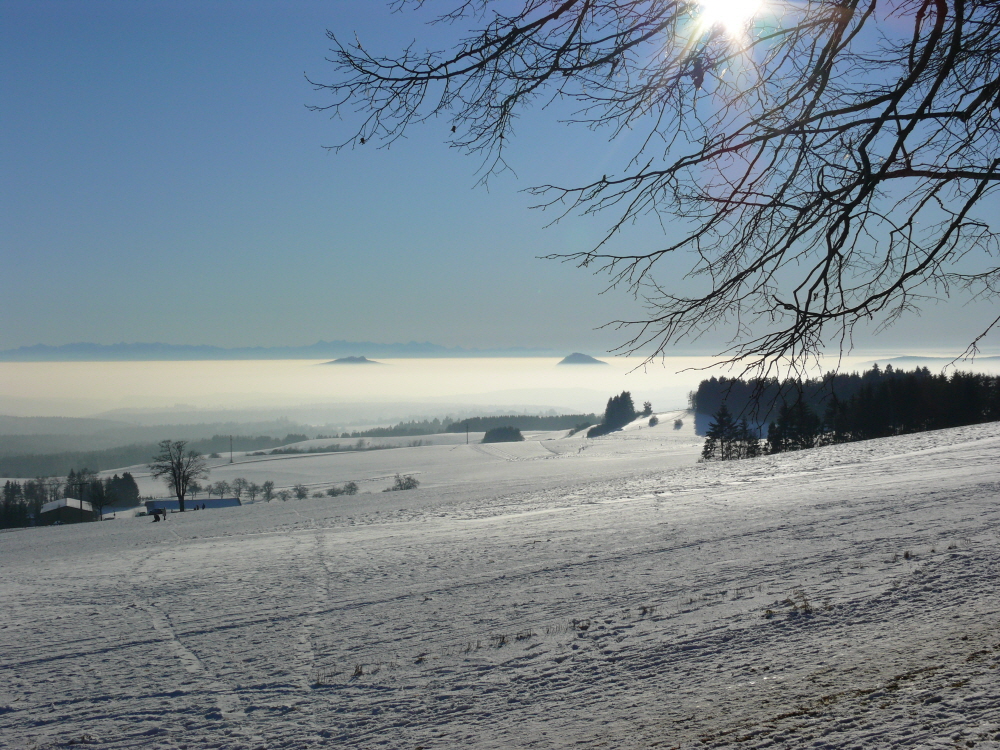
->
114, 409, 703, 503
2, 421, 999, 749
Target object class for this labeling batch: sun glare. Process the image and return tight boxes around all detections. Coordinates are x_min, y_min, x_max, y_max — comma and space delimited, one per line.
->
694, 0, 765, 37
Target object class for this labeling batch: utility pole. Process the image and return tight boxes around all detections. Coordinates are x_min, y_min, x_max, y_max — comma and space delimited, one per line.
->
465, 420, 469, 445
230, 435, 234, 464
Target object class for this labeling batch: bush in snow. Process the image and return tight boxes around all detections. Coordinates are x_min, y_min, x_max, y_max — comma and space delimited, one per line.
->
326, 481, 359, 497
383, 474, 419, 492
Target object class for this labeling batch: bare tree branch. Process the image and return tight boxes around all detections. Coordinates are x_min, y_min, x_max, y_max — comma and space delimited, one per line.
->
311, 0, 1000, 372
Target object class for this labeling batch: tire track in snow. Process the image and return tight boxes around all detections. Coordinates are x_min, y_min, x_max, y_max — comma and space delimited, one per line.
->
293, 529, 331, 692
469, 443, 518, 461
131, 551, 268, 750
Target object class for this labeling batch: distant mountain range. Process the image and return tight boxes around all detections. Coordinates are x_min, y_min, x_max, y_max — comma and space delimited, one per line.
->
0, 341, 560, 362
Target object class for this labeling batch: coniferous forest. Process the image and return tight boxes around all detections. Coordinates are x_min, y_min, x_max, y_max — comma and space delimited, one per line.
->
694, 365, 1000, 459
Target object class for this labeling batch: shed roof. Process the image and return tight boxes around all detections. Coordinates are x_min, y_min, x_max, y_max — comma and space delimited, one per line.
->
40, 497, 94, 514
145, 497, 242, 510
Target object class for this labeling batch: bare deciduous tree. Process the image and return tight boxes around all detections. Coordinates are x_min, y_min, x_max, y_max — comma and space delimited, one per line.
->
148, 440, 208, 513
310, 0, 1000, 372
231, 477, 249, 501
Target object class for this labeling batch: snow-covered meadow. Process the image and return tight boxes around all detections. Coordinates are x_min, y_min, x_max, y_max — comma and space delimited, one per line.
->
2, 418, 999, 749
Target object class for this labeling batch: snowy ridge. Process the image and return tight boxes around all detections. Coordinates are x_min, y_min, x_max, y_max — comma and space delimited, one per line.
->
1, 422, 999, 748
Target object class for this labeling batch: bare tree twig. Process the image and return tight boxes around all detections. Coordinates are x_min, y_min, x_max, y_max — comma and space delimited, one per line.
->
310, 0, 1000, 373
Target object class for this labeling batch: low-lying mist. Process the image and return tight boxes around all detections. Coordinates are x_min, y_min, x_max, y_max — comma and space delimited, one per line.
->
1, 353, 994, 469
0, 357, 708, 423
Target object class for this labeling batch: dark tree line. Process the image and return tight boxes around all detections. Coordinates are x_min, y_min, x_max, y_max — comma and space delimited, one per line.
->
329, 413, 600, 439
449, 414, 598, 434
692, 365, 1000, 426
2, 478, 61, 529
1, 471, 139, 528
340, 417, 455, 438
819, 369, 1000, 442
698, 365, 1000, 460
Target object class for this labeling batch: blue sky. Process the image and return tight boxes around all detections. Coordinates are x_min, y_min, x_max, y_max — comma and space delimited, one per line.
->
1, 0, 653, 353
2, 1, 996, 356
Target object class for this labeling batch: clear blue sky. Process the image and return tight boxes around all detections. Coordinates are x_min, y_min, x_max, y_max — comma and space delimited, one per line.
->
2, 1, 996, 355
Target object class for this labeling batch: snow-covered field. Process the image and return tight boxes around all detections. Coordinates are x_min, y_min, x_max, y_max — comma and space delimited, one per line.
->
114, 409, 704, 504
2, 419, 999, 749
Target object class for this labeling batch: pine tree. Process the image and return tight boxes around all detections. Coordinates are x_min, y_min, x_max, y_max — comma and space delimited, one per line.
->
767, 404, 790, 455
604, 391, 637, 430
734, 418, 761, 459
768, 400, 820, 453
702, 404, 735, 461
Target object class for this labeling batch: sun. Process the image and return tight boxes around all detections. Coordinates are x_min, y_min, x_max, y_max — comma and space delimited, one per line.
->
694, 0, 766, 37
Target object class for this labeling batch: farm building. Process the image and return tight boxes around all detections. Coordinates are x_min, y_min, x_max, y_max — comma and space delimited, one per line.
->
144, 497, 242, 514
39, 498, 97, 524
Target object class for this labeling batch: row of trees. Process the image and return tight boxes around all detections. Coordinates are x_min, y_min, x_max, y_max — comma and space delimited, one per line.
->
449, 414, 600, 433
149, 440, 368, 509
336, 413, 602, 438
187, 478, 277, 503
149, 441, 311, 507
701, 366, 1000, 460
